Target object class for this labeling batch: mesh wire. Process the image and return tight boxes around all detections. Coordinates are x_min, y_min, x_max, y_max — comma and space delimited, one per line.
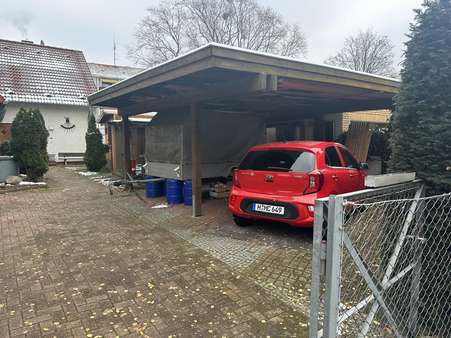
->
311, 183, 421, 336
336, 192, 451, 338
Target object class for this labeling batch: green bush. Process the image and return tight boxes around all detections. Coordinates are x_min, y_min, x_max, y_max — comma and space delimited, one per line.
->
0, 141, 11, 156
84, 113, 107, 171
10, 108, 49, 181
368, 127, 391, 173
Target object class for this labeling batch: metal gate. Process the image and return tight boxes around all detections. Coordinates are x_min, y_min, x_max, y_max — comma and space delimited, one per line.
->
309, 181, 450, 337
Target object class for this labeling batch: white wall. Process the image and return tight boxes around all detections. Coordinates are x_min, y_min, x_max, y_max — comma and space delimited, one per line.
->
3, 103, 89, 161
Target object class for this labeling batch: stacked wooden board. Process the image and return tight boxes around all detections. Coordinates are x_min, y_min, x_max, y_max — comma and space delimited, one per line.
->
345, 121, 372, 163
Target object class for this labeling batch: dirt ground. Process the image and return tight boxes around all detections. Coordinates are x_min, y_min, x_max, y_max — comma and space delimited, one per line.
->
0, 166, 314, 337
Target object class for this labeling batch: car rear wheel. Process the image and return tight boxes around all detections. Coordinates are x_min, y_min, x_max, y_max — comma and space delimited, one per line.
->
233, 215, 252, 227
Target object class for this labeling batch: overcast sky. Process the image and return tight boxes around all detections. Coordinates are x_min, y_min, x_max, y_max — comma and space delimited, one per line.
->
0, 0, 423, 70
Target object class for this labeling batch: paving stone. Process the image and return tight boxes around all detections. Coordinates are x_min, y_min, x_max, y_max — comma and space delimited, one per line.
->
0, 321, 10, 338
0, 167, 310, 337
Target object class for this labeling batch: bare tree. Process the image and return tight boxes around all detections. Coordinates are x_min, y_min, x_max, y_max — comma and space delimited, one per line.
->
129, 1, 187, 66
325, 29, 396, 77
128, 0, 307, 66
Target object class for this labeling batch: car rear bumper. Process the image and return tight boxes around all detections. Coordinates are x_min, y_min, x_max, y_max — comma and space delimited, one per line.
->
228, 187, 317, 228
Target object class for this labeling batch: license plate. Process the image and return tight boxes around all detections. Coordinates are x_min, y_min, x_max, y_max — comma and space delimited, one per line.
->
252, 203, 285, 215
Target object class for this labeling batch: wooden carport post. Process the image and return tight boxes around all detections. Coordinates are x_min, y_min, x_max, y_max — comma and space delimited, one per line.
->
191, 103, 202, 217
120, 110, 131, 178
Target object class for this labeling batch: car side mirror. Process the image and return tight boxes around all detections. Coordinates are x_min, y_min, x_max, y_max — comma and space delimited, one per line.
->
360, 162, 369, 170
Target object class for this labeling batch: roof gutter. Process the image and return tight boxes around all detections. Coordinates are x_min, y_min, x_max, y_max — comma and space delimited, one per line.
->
0, 95, 5, 122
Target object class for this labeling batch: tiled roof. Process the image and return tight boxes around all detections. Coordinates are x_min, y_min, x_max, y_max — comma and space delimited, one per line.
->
0, 39, 96, 106
88, 63, 144, 81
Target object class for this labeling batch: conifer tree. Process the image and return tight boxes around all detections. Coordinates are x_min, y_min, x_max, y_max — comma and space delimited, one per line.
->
84, 113, 106, 171
389, 1, 451, 333
10, 108, 49, 181
390, 0, 451, 194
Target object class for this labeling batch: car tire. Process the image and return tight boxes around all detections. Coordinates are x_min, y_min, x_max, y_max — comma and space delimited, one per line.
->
233, 215, 252, 227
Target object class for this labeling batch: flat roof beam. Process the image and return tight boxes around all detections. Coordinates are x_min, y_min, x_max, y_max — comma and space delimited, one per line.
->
119, 73, 276, 116
90, 55, 214, 106
213, 57, 398, 94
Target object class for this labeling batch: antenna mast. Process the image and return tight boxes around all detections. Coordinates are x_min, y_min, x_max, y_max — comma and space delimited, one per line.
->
113, 35, 117, 65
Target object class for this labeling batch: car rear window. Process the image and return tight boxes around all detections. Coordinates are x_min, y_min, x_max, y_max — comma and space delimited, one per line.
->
239, 150, 315, 172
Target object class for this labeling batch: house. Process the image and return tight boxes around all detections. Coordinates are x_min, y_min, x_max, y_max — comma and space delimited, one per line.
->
0, 39, 96, 162
88, 63, 145, 173
88, 62, 144, 138
88, 63, 144, 91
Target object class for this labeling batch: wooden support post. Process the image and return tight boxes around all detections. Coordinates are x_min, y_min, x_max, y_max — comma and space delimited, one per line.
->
266, 74, 278, 91
191, 103, 202, 217
106, 124, 112, 166
122, 113, 131, 177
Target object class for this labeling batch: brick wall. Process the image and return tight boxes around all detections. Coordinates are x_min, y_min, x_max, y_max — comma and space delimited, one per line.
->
342, 109, 391, 132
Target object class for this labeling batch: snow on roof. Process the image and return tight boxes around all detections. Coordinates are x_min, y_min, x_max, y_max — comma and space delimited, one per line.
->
0, 39, 96, 106
88, 63, 144, 81
91, 42, 400, 101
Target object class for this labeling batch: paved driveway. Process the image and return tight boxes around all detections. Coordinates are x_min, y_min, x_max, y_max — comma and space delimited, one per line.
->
0, 167, 312, 337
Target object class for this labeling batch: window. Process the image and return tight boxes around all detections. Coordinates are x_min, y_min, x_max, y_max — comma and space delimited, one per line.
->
239, 150, 315, 173
339, 147, 359, 169
100, 78, 118, 90
325, 146, 342, 167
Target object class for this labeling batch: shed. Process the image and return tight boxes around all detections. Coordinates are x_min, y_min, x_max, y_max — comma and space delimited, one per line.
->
88, 43, 400, 216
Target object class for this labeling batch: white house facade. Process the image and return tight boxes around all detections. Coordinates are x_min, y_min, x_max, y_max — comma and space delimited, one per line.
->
2, 103, 90, 161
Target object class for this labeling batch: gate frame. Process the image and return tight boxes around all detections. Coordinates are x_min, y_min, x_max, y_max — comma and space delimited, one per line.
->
309, 180, 424, 338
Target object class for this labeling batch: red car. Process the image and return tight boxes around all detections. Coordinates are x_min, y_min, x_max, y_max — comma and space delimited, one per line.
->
229, 141, 367, 228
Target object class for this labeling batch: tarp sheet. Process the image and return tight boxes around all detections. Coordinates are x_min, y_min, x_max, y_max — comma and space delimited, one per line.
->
145, 110, 265, 178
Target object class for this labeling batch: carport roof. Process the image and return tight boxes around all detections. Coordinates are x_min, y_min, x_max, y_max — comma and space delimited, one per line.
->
88, 43, 400, 121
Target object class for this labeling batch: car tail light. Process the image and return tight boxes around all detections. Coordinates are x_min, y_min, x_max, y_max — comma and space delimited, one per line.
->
229, 194, 237, 205
304, 171, 323, 194
232, 169, 241, 188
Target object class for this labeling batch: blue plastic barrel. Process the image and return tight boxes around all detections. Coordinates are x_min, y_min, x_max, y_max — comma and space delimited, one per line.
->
145, 176, 164, 198
183, 180, 193, 206
162, 178, 167, 196
166, 179, 183, 204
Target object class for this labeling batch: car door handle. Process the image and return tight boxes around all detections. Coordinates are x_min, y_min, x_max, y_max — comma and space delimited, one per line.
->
332, 175, 338, 180
349, 173, 355, 177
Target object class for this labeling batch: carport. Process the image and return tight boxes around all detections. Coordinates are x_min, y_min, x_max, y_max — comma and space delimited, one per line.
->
88, 43, 399, 217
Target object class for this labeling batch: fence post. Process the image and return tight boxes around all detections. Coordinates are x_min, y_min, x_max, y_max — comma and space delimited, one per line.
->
309, 199, 326, 338
408, 185, 426, 337
323, 195, 344, 338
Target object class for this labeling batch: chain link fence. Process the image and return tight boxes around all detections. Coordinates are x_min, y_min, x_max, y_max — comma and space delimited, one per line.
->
309, 181, 450, 338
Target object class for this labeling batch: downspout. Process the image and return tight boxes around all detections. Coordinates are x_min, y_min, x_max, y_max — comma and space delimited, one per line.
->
0, 95, 5, 122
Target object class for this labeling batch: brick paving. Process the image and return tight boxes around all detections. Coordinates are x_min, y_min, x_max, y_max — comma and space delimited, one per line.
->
0, 167, 312, 337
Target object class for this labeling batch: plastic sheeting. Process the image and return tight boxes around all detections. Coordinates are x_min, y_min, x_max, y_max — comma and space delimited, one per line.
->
145, 110, 265, 179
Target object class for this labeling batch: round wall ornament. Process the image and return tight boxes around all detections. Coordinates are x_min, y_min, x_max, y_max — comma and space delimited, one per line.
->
61, 117, 75, 130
